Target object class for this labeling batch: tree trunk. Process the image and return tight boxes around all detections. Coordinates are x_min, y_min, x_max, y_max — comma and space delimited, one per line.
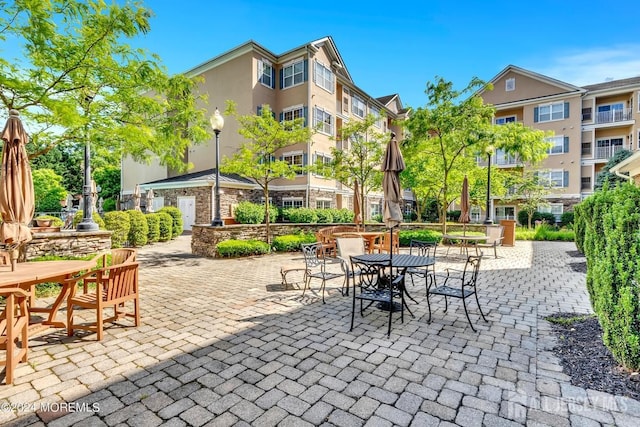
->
528, 212, 532, 229
264, 184, 271, 244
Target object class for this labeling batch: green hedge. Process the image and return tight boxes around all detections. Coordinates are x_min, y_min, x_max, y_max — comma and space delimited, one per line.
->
157, 212, 173, 241
146, 213, 161, 243
315, 209, 333, 223
157, 206, 183, 237
397, 229, 443, 246
103, 211, 131, 248
126, 210, 148, 247
216, 239, 270, 257
272, 232, 316, 252
287, 208, 318, 223
72, 210, 105, 229
575, 183, 640, 371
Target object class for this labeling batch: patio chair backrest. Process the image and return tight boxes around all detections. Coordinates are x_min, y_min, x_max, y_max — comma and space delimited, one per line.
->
336, 237, 365, 259
485, 225, 504, 245
409, 240, 437, 258
301, 243, 322, 269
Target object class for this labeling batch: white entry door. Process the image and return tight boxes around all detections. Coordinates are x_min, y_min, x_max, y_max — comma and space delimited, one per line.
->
177, 196, 196, 231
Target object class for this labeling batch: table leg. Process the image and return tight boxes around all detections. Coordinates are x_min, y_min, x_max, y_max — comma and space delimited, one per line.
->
29, 276, 71, 329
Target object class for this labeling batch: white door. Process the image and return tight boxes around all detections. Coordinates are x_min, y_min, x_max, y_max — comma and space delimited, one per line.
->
177, 196, 196, 231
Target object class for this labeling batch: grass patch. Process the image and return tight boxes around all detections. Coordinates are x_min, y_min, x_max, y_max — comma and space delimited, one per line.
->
32, 253, 99, 298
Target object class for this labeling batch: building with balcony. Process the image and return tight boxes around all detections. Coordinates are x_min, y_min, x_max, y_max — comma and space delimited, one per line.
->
479, 65, 640, 223
121, 37, 406, 229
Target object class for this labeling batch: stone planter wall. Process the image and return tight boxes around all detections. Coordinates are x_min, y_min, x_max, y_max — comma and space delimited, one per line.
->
25, 230, 112, 260
191, 222, 487, 258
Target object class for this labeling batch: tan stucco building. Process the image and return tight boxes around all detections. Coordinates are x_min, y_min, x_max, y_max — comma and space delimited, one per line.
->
479, 65, 640, 223
121, 37, 406, 229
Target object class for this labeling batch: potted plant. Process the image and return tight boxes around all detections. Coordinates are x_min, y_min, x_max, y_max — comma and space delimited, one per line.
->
34, 215, 60, 227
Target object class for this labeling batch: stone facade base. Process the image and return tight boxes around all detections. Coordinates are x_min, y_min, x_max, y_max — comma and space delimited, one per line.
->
25, 230, 112, 260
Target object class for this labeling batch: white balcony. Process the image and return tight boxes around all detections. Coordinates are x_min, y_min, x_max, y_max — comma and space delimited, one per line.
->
595, 107, 633, 124
595, 144, 623, 159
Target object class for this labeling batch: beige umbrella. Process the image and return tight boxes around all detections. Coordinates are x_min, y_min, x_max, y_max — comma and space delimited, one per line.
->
133, 184, 141, 211
91, 179, 98, 212
353, 179, 362, 231
382, 132, 405, 264
0, 109, 35, 271
146, 188, 154, 213
459, 175, 471, 235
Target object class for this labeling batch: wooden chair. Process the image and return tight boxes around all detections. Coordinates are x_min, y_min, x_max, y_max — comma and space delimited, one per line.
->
0, 288, 29, 384
428, 254, 487, 331
67, 262, 140, 341
314, 232, 336, 258
372, 231, 400, 254
476, 225, 504, 258
83, 248, 137, 293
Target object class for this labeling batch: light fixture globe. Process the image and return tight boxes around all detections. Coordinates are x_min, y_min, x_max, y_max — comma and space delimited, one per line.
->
210, 108, 224, 132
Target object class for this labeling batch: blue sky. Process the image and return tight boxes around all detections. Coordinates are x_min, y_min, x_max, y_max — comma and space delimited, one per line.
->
137, 0, 640, 109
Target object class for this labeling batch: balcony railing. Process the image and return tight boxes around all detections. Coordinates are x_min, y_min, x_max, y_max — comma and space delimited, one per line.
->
595, 108, 633, 124
595, 144, 623, 159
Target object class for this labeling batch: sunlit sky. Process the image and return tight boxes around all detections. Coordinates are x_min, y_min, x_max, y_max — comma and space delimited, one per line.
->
137, 0, 640, 109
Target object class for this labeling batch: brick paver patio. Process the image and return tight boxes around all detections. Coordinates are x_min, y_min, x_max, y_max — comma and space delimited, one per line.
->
2, 236, 639, 426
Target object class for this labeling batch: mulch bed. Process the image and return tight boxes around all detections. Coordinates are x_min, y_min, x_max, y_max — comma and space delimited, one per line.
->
548, 313, 640, 401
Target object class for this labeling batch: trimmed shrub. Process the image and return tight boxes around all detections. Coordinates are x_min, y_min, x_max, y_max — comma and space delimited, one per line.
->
287, 208, 318, 223
157, 212, 173, 241
102, 198, 116, 212
72, 210, 106, 229
332, 208, 354, 223
397, 229, 443, 246
103, 211, 131, 248
234, 201, 264, 224
315, 209, 333, 223
272, 232, 316, 252
126, 210, 148, 247
372, 214, 383, 223
157, 206, 183, 237
560, 211, 574, 228
216, 239, 270, 257
447, 210, 461, 221
146, 213, 161, 243
517, 210, 557, 227
578, 183, 640, 371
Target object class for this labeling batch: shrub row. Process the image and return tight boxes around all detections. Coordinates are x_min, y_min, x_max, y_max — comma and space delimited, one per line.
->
216, 239, 270, 257
272, 232, 316, 252
574, 183, 640, 371
233, 202, 356, 225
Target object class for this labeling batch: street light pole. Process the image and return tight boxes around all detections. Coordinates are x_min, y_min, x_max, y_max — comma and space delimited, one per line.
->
210, 108, 224, 226
484, 150, 493, 225
77, 128, 98, 231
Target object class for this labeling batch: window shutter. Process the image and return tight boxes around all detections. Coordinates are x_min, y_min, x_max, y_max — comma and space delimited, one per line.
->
303, 153, 308, 165
257, 105, 262, 115
533, 107, 539, 123
303, 59, 308, 82
279, 156, 283, 161
563, 136, 569, 153
563, 171, 569, 187
564, 102, 570, 119
303, 106, 308, 127
312, 61, 316, 83
279, 69, 283, 89
257, 60, 262, 80
270, 67, 276, 89
279, 112, 283, 122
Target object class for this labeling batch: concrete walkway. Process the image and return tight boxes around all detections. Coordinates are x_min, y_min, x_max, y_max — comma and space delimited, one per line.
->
2, 237, 640, 426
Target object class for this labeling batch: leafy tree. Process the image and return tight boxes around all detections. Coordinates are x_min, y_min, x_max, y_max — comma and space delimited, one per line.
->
30, 145, 83, 194
320, 114, 387, 226
594, 149, 633, 190
32, 169, 67, 213
0, 1, 210, 172
506, 171, 554, 228
93, 165, 121, 202
221, 103, 312, 243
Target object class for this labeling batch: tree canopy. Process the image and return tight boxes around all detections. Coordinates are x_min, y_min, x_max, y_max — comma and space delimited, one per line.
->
0, 0, 210, 172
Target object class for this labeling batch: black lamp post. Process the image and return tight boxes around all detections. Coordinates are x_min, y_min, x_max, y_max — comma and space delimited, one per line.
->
210, 108, 224, 226
77, 132, 98, 231
483, 147, 494, 225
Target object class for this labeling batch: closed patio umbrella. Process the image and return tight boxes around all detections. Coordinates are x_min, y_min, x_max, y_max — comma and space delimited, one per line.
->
382, 132, 405, 264
353, 179, 362, 231
146, 188, 155, 213
459, 175, 470, 235
0, 109, 35, 271
133, 184, 141, 211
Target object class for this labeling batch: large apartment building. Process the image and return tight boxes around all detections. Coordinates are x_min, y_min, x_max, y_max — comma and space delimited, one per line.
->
479, 65, 640, 223
121, 37, 406, 229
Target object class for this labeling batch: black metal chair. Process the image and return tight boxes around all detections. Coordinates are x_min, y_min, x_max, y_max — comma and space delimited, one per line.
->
301, 243, 344, 303
349, 257, 405, 336
427, 253, 487, 331
407, 240, 438, 294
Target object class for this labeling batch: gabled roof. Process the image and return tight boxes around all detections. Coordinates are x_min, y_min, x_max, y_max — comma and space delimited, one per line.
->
480, 64, 585, 96
582, 76, 640, 92
376, 94, 397, 105
141, 168, 255, 190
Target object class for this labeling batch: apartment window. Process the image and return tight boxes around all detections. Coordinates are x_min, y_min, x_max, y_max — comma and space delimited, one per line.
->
538, 203, 563, 223
313, 61, 334, 93
313, 106, 333, 135
595, 137, 623, 159
505, 78, 515, 91
582, 107, 592, 121
495, 115, 516, 125
581, 142, 592, 156
535, 102, 569, 123
352, 94, 365, 118
470, 206, 481, 223
537, 170, 568, 188
281, 59, 306, 89
581, 177, 592, 190
546, 136, 569, 155
371, 202, 381, 217
281, 106, 306, 127
494, 149, 518, 166
494, 206, 515, 221
257, 59, 275, 88
282, 198, 304, 208
316, 199, 332, 209
282, 152, 304, 173
313, 152, 332, 177
371, 106, 382, 128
